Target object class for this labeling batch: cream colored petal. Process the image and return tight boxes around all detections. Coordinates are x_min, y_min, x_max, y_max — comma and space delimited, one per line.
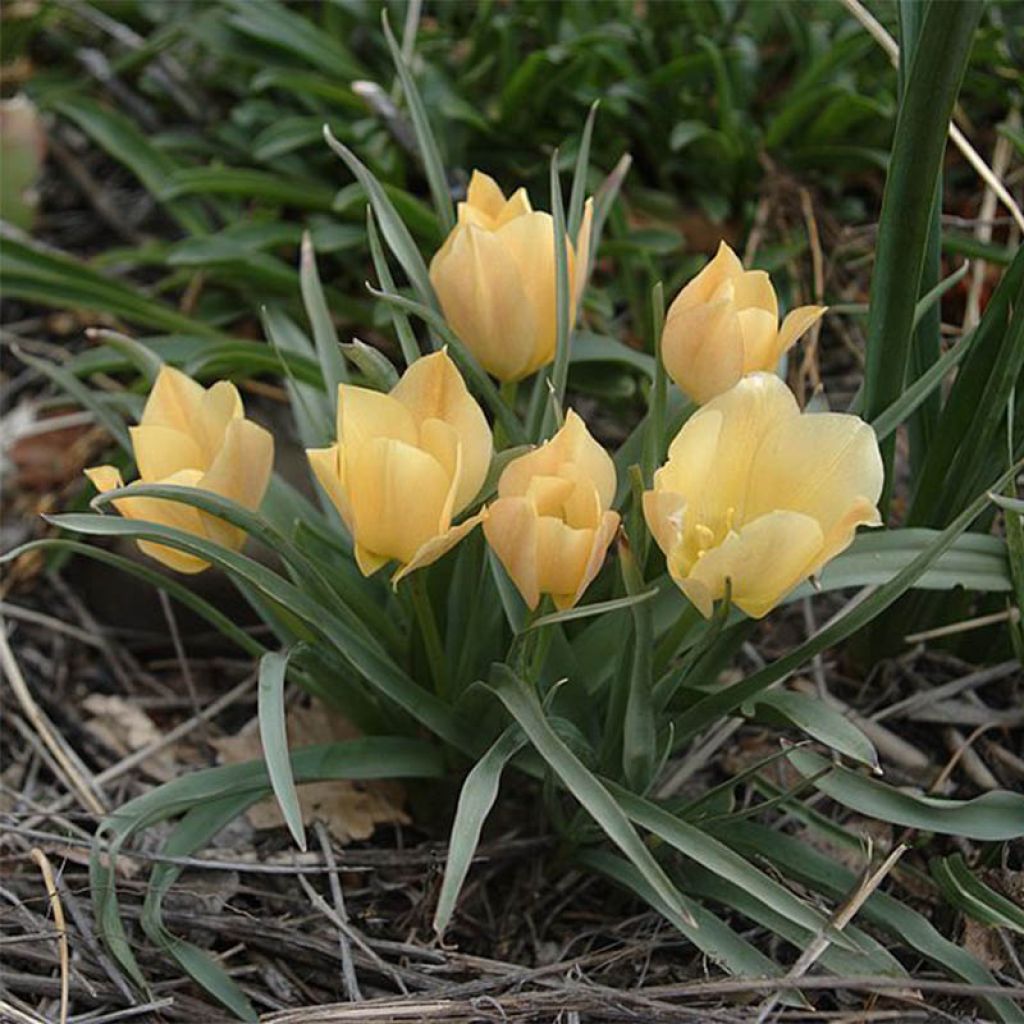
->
496, 186, 533, 226
643, 489, 686, 560
524, 474, 576, 516
391, 349, 492, 511
345, 438, 451, 567
559, 409, 616, 510
676, 576, 714, 619
466, 170, 506, 218
140, 365, 205, 433
733, 269, 778, 319
497, 211, 565, 376
418, 417, 460, 532
687, 373, 800, 523
812, 495, 882, 574
737, 307, 781, 373
483, 496, 540, 610
197, 418, 274, 549
661, 300, 744, 405
307, 445, 353, 531
563, 509, 620, 610
338, 384, 417, 450
572, 197, 594, 314
135, 539, 209, 575
745, 412, 883, 552
687, 511, 824, 619
666, 240, 745, 315
85, 465, 125, 494
355, 544, 390, 577
392, 510, 486, 586
198, 380, 244, 458
429, 225, 538, 382
130, 426, 205, 482
775, 305, 827, 359
661, 409, 723, 503
534, 516, 594, 603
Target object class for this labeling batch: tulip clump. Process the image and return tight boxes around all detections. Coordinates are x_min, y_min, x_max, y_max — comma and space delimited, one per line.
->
86, 366, 274, 573
644, 373, 883, 618
484, 410, 619, 610
429, 170, 592, 382
308, 350, 492, 584
661, 241, 825, 404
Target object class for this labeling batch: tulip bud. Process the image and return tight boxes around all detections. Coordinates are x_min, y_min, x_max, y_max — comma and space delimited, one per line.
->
85, 366, 274, 573
644, 373, 882, 619
429, 170, 592, 383
661, 241, 826, 404
484, 410, 619, 610
308, 350, 492, 583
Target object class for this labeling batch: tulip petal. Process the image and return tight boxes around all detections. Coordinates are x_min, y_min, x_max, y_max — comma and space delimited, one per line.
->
497, 187, 533, 226
391, 349, 492, 511
429, 225, 538, 382
483, 497, 540, 610
745, 412, 883, 562
661, 300, 745, 404
141, 365, 205, 435
392, 510, 486, 586
466, 170, 506, 219
733, 269, 778, 320
667, 240, 744, 314
338, 385, 417, 450
642, 488, 687, 560
737, 307, 781, 373
355, 544, 389, 577
198, 380, 243, 457
345, 438, 451, 569
562, 509, 620, 610
685, 510, 824, 619
534, 516, 595, 604
198, 418, 274, 550
776, 304, 827, 357
307, 444, 353, 531
572, 197, 594, 312
130, 425, 205, 482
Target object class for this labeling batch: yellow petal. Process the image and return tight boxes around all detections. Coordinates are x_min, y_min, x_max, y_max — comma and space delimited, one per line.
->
659, 408, 723, 503
338, 384, 417, 450
429, 225, 538, 382
733, 269, 778, 320
85, 465, 125, 495
197, 379, 243, 458
775, 305, 827, 358
392, 510, 486, 586
534, 516, 595, 603
666, 240, 744, 315
496, 186, 533, 226
198, 418, 274, 550
483, 497, 540, 610
390, 350, 492, 511
737, 307, 781, 373
661, 300, 744, 405
572, 197, 594, 313
345, 438, 451, 568
562, 509, 619, 610
465, 169, 506, 219
307, 444, 353, 530
355, 544, 390, 577
643, 488, 686, 560
140, 366, 205, 435
686, 510, 824, 618
130, 425, 204, 482
745, 411, 883, 564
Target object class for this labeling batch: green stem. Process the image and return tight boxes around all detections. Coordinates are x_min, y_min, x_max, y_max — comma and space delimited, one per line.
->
496, 379, 519, 448
653, 602, 700, 677
409, 574, 447, 699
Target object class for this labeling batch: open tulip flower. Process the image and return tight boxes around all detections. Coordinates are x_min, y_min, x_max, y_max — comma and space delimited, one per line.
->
484, 410, 619, 610
429, 170, 592, 383
308, 350, 492, 584
644, 373, 883, 619
85, 366, 274, 574
662, 241, 826, 404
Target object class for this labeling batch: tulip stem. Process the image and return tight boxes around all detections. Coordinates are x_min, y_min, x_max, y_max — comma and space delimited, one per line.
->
409, 573, 447, 699
496, 380, 519, 447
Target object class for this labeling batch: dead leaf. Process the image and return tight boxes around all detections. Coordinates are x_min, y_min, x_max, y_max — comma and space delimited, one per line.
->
213, 702, 408, 844
83, 694, 175, 782
963, 917, 1006, 972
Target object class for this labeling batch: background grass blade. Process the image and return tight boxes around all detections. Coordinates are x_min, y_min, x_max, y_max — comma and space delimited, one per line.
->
258, 649, 306, 851
300, 232, 349, 397
860, 0, 983, 505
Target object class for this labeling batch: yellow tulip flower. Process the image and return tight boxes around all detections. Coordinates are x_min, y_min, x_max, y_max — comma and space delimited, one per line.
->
429, 170, 592, 383
308, 350, 492, 583
644, 373, 883, 619
662, 241, 826, 404
85, 366, 274, 574
484, 410, 619, 610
